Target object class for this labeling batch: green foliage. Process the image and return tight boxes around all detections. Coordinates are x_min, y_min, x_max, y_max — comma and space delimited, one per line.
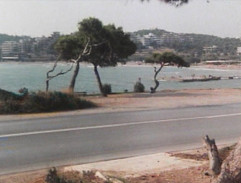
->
55, 17, 136, 67
78, 17, 104, 41
146, 52, 190, 67
18, 87, 29, 96
0, 34, 28, 45
102, 84, 112, 95
46, 167, 80, 183
134, 81, 145, 93
0, 89, 22, 101
54, 34, 84, 60
0, 91, 95, 114
46, 168, 107, 183
46, 167, 60, 183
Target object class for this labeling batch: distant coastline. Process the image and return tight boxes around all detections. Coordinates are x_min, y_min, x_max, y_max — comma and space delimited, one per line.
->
1, 60, 241, 71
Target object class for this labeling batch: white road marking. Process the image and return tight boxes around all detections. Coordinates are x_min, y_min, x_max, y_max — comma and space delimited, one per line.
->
0, 112, 241, 138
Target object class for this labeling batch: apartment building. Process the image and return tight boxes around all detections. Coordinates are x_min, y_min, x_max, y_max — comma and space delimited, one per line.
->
1, 41, 20, 61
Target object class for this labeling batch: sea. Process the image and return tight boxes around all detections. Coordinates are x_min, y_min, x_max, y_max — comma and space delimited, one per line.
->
1, 62, 241, 94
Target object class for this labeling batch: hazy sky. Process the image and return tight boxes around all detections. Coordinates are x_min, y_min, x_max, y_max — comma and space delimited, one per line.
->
0, 0, 241, 38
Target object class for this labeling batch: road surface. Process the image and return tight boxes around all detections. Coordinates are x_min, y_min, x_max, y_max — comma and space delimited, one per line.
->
0, 103, 241, 175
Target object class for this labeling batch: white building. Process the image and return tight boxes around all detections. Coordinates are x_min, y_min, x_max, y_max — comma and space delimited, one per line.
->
1, 41, 20, 61
141, 33, 162, 47
203, 45, 218, 53
130, 34, 143, 44
237, 47, 241, 55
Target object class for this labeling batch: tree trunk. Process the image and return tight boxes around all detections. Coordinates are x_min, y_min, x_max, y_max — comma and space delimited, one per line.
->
212, 138, 241, 183
46, 80, 49, 92
150, 63, 164, 93
69, 61, 80, 93
93, 64, 106, 97
203, 135, 222, 176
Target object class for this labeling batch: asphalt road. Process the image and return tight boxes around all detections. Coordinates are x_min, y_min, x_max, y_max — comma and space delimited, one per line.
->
0, 103, 241, 175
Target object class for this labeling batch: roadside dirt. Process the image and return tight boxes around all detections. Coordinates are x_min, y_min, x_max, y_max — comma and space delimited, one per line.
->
86, 88, 241, 110
128, 144, 235, 183
0, 144, 235, 183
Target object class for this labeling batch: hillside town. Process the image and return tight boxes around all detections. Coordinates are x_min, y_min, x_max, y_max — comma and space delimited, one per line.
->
129, 29, 241, 64
1, 29, 241, 64
0, 32, 60, 61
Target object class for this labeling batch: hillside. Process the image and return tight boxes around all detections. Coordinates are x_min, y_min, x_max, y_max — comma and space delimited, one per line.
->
0, 33, 29, 45
131, 29, 241, 63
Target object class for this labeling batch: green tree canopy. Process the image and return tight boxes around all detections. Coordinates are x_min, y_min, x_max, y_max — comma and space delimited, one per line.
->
147, 52, 190, 67
55, 18, 136, 65
55, 34, 84, 60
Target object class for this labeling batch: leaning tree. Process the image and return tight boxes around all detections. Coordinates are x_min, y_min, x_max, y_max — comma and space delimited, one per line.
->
54, 33, 91, 93
146, 52, 189, 93
79, 18, 136, 96
55, 18, 136, 95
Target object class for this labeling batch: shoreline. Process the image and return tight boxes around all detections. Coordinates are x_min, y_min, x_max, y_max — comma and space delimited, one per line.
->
0, 61, 241, 95
1, 60, 241, 70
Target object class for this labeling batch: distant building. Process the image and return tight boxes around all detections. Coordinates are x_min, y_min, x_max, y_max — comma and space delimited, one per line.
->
203, 45, 218, 53
237, 47, 241, 56
1, 41, 20, 61
141, 33, 162, 47
130, 34, 142, 43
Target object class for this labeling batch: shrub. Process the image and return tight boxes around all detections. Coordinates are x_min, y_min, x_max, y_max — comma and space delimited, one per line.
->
0, 89, 21, 101
46, 168, 99, 183
46, 167, 60, 183
102, 84, 112, 95
19, 87, 29, 97
0, 91, 96, 114
134, 81, 145, 93
0, 99, 21, 113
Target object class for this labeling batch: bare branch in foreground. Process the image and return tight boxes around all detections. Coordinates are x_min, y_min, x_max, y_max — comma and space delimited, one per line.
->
46, 59, 74, 92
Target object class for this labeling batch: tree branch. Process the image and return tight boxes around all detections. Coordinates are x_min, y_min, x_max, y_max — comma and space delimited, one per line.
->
46, 63, 73, 82
46, 58, 74, 92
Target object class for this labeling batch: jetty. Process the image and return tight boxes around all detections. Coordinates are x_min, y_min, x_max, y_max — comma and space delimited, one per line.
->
181, 75, 221, 82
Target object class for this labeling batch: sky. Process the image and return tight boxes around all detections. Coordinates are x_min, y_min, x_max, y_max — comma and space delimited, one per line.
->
0, 0, 241, 38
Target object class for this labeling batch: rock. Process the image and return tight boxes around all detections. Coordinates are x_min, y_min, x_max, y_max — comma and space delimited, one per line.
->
95, 171, 107, 181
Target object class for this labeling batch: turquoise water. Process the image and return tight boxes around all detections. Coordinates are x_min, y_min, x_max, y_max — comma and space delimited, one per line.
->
0, 62, 241, 94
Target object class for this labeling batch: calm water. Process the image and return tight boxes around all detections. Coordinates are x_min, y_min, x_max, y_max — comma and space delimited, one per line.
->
1, 62, 241, 94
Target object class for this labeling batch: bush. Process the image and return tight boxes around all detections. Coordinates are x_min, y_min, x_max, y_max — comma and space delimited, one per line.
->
134, 81, 145, 93
46, 167, 60, 183
0, 91, 96, 114
46, 168, 101, 183
19, 87, 29, 96
0, 89, 21, 101
0, 99, 22, 113
102, 84, 112, 95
